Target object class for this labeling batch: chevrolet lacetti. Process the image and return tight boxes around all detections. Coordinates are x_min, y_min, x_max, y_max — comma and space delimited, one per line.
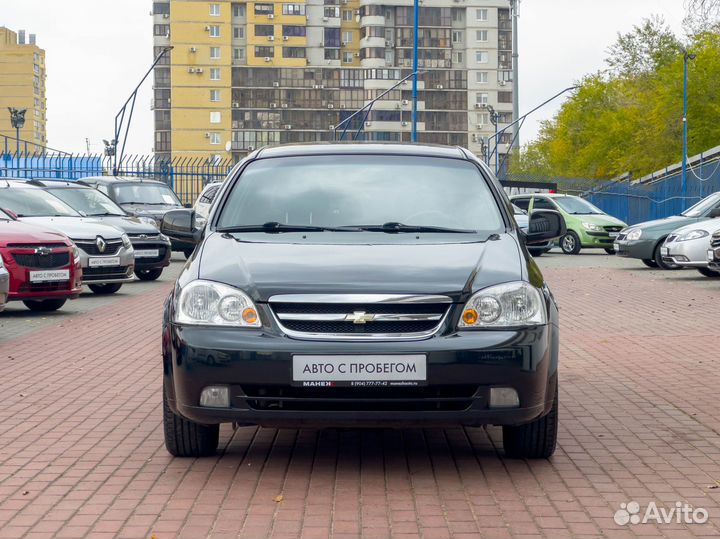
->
160, 144, 565, 459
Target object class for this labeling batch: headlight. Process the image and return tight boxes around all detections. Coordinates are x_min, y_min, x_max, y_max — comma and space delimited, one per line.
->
138, 216, 158, 228
195, 215, 207, 228
625, 228, 642, 241
582, 222, 603, 232
458, 281, 546, 329
174, 280, 261, 327
121, 233, 133, 250
72, 245, 81, 265
0, 255, 4, 269
676, 229, 709, 242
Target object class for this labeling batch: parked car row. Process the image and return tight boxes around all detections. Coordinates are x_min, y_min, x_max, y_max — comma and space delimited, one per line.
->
614, 192, 720, 276
0, 176, 183, 312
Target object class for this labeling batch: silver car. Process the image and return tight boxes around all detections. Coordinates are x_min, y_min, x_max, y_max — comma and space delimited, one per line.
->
0, 181, 135, 294
193, 181, 223, 223
661, 217, 720, 277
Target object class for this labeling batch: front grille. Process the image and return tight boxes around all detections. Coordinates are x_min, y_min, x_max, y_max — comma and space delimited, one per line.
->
18, 281, 72, 293
127, 233, 162, 240
12, 252, 70, 269
270, 301, 450, 338
82, 266, 129, 281
711, 232, 720, 248
241, 384, 477, 411
75, 241, 122, 256
7, 243, 66, 249
603, 226, 623, 232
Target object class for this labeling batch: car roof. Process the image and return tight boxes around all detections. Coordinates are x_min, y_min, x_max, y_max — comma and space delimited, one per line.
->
20, 178, 93, 189
0, 179, 43, 189
255, 142, 469, 160
82, 175, 167, 186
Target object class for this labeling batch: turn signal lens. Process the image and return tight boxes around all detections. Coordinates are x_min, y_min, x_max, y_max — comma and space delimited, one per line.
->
242, 307, 258, 324
462, 308, 478, 325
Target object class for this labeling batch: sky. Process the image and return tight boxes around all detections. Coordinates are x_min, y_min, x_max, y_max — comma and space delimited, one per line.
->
2, 0, 688, 155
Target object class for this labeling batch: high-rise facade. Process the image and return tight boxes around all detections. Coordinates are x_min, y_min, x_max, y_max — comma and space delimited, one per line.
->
152, 0, 513, 165
0, 27, 47, 150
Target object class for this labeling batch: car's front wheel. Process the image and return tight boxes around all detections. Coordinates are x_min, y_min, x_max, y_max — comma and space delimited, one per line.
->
503, 385, 558, 459
604, 247, 615, 255
23, 299, 67, 312
653, 242, 682, 270
560, 231, 581, 255
163, 386, 219, 457
697, 267, 720, 278
137, 268, 163, 281
88, 283, 123, 294
642, 259, 658, 268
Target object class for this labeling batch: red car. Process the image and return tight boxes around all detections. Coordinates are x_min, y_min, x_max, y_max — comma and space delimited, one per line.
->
0, 209, 83, 311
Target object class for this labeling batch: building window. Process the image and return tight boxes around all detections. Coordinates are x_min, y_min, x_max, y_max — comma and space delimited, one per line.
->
210, 111, 222, 124
342, 31, 353, 44
475, 51, 488, 63
234, 48, 244, 60
255, 3, 274, 14
210, 46, 221, 59
342, 9, 353, 21
210, 67, 221, 80
255, 46, 275, 57
343, 51, 353, 63
155, 131, 171, 152
210, 89, 220, 102
452, 30, 463, 44
452, 51, 463, 64
210, 3, 220, 16
234, 26, 244, 39
209, 25, 220, 37
153, 24, 170, 36
324, 27, 340, 47
209, 133, 221, 145
498, 91, 513, 103
324, 48, 340, 60
476, 8, 488, 21
282, 3, 305, 15
476, 30, 488, 41
476, 71, 488, 83
255, 24, 274, 36
233, 4, 245, 16
282, 46, 306, 58
324, 6, 340, 18
153, 2, 170, 15
476, 92, 489, 105
476, 112, 489, 125
282, 25, 306, 37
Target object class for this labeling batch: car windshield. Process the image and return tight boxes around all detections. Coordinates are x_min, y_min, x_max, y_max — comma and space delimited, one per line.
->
553, 196, 604, 215
216, 155, 504, 233
113, 183, 181, 205
0, 188, 80, 217
47, 187, 126, 216
681, 192, 720, 217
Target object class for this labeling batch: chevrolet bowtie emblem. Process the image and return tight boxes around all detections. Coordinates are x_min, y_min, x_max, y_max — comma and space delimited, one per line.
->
345, 311, 375, 324
96, 236, 107, 253
35, 246, 52, 256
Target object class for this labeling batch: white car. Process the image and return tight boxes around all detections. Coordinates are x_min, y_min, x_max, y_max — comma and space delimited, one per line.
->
661, 217, 720, 277
193, 181, 223, 222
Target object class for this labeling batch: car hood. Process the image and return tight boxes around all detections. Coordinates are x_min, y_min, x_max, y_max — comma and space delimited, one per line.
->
0, 219, 72, 247
87, 215, 159, 235
195, 232, 523, 302
574, 213, 626, 227
120, 203, 182, 218
669, 217, 720, 236
627, 215, 700, 235
19, 216, 124, 241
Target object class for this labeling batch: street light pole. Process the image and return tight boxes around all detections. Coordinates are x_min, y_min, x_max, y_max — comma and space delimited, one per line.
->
681, 48, 695, 206
8, 107, 27, 156
411, 0, 419, 142
487, 104, 498, 175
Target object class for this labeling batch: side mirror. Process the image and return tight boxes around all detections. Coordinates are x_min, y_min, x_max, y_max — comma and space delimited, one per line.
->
526, 209, 567, 244
709, 208, 720, 218
160, 209, 203, 245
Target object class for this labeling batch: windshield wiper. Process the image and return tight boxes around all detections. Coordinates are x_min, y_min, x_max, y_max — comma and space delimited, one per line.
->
342, 222, 477, 234
218, 222, 360, 233
89, 212, 124, 216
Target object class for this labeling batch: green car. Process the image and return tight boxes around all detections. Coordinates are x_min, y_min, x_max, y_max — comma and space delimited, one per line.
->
510, 193, 627, 254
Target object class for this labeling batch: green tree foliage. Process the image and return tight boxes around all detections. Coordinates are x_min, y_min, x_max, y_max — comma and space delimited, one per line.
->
515, 17, 720, 180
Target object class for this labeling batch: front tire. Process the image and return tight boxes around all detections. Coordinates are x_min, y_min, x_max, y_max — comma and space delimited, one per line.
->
697, 267, 720, 278
23, 299, 67, 312
163, 386, 219, 457
137, 268, 163, 281
88, 283, 123, 294
604, 247, 615, 255
653, 242, 681, 270
503, 385, 558, 459
560, 231, 581, 255
642, 259, 658, 268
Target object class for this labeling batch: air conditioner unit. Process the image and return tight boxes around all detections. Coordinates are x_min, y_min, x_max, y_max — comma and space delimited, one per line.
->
385, 40, 393, 47
313, 84, 321, 89
268, 35, 275, 41
283, 36, 289, 41
284, 124, 292, 130
401, 121, 408, 126
339, 104, 346, 109
204, 132, 211, 138
341, 41, 349, 46
195, 68, 204, 73
188, 67, 195, 73
270, 102, 278, 108
353, 52, 360, 57
322, 16, 329, 21
499, 80, 506, 86
272, 81, 280, 87
329, 125, 335, 130
264, 56, 271, 62
327, 103, 334, 109
232, 102, 240, 108
364, 121, 372, 127
247, 146, 255, 151
476, 124, 485, 129
189, 47, 198, 53
436, 84, 444, 89
163, 13, 169, 18
268, 13, 274, 19
401, 99, 409, 105
281, 103, 288, 108
204, 25, 211, 31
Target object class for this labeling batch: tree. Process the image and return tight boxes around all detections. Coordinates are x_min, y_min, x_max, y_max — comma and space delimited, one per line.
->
684, 0, 720, 32
605, 15, 680, 77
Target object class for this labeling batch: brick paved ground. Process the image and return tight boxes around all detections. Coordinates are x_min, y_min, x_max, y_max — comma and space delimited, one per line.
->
0, 254, 719, 539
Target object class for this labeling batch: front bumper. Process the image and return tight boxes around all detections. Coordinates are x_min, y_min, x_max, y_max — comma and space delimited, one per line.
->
662, 238, 713, 268
78, 246, 135, 284
578, 229, 619, 248
708, 245, 720, 270
613, 238, 656, 260
0, 269, 8, 311
164, 323, 559, 428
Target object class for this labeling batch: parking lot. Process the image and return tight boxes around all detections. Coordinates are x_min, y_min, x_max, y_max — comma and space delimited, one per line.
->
1, 250, 719, 539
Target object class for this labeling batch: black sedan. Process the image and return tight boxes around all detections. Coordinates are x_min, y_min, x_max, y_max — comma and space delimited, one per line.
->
160, 143, 565, 459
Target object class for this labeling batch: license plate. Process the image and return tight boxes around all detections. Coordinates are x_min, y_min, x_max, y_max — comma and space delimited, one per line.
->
609, 232, 619, 238
292, 354, 427, 387
29, 269, 69, 283
134, 249, 159, 258
88, 256, 121, 268
708, 249, 716, 262
661, 246, 669, 256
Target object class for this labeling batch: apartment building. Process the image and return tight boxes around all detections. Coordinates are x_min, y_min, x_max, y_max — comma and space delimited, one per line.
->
152, 0, 513, 166
0, 27, 47, 150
